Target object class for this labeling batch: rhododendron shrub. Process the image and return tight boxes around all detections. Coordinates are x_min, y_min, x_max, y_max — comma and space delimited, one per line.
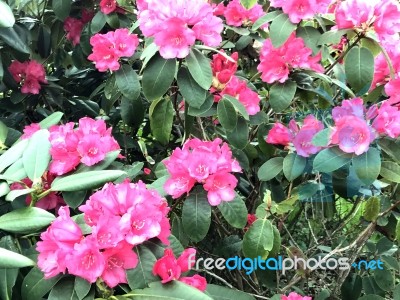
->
1, 0, 400, 299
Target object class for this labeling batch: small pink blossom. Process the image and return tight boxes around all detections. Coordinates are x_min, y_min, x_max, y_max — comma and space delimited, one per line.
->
64, 17, 84, 46
281, 292, 312, 300
271, 0, 331, 23
21, 123, 41, 139
8, 60, 47, 94
153, 248, 182, 283
266, 123, 294, 146
179, 275, 208, 291
223, 0, 265, 27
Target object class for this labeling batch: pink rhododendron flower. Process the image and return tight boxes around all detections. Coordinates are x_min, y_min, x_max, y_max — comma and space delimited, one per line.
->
223, 0, 265, 27
88, 29, 139, 72
266, 123, 294, 146
292, 115, 324, 157
372, 101, 400, 138
137, 0, 223, 58
100, 0, 117, 14
270, 0, 331, 23
332, 97, 365, 122
64, 17, 84, 46
21, 123, 41, 139
211, 51, 238, 89
179, 275, 208, 291
49, 117, 120, 175
258, 34, 323, 84
163, 138, 241, 205
281, 292, 312, 300
8, 60, 47, 94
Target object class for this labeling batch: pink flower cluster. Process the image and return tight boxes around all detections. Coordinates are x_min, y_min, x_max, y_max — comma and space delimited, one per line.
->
211, 51, 260, 115
213, 0, 264, 27
49, 117, 120, 175
8, 60, 47, 94
164, 138, 241, 206
258, 33, 323, 84
137, 0, 223, 58
270, 0, 331, 23
37, 180, 171, 287
267, 97, 400, 156
153, 248, 207, 291
267, 115, 324, 157
64, 9, 93, 46
10, 172, 65, 211
335, 0, 400, 42
281, 292, 312, 300
88, 28, 139, 72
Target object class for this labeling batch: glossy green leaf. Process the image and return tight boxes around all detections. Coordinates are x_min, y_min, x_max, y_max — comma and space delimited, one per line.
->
206, 284, 255, 300
74, 277, 91, 300
0, 139, 29, 173
252, 11, 282, 31
217, 194, 248, 229
313, 147, 353, 172
283, 153, 307, 181
21, 267, 62, 300
240, 0, 257, 9
269, 80, 297, 112
121, 95, 145, 128
0, 27, 30, 54
186, 48, 212, 90
0, 236, 19, 300
5, 188, 34, 201
177, 67, 207, 108
0, 247, 35, 268
258, 157, 284, 181
226, 117, 249, 150
352, 148, 381, 185
317, 29, 351, 45
127, 245, 158, 290
0, 1, 15, 28
345, 46, 374, 93
149, 97, 174, 145
269, 13, 297, 47
217, 98, 237, 132
182, 187, 211, 242
222, 94, 249, 121
39, 112, 63, 129
51, 170, 126, 192
363, 196, 380, 222
242, 218, 274, 258
380, 161, 400, 183
187, 95, 214, 116
374, 269, 394, 291
48, 278, 76, 300
52, 0, 71, 20
297, 26, 321, 55
116, 64, 141, 100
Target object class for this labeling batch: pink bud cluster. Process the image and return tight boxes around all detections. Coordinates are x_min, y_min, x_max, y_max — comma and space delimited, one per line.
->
8, 60, 47, 94
258, 33, 324, 84
137, 0, 223, 59
64, 9, 94, 46
267, 98, 400, 156
153, 248, 207, 291
100, 0, 124, 14
164, 138, 242, 206
270, 0, 332, 23
211, 51, 260, 115
37, 180, 171, 287
213, 0, 265, 27
48, 117, 120, 175
88, 28, 139, 72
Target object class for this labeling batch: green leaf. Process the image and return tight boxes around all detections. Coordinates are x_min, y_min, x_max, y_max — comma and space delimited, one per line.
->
142, 54, 176, 101
2, 158, 27, 183
127, 245, 158, 290
90, 11, 106, 33
240, 0, 257, 9
51, 170, 126, 192
5, 188, 34, 201
269, 13, 297, 48
0, 247, 35, 268
222, 95, 249, 121
312, 128, 331, 147
0, 182, 9, 197
258, 157, 284, 181
22, 129, 51, 181
39, 112, 63, 129
378, 138, 400, 163
374, 269, 394, 291
206, 284, 255, 300
177, 67, 207, 108
269, 80, 297, 112
242, 218, 274, 258
0, 207, 55, 234
363, 196, 380, 222
217, 195, 248, 229
380, 161, 400, 183
49, 278, 77, 300
129, 281, 213, 300
313, 147, 353, 172
283, 153, 307, 181
396, 220, 400, 242
345, 46, 374, 94
217, 98, 237, 132
297, 26, 321, 55
317, 29, 351, 45
116, 65, 141, 100
0, 236, 19, 300
226, 117, 249, 150
121, 95, 145, 128
182, 187, 211, 242
186, 48, 213, 90
0, 139, 29, 173
352, 148, 381, 185
0, 27, 30, 54
358, 296, 385, 300
187, 95, 214, 117
252, 11, 282, 31
74, 277, 91, 300
21, 267, 62, 300
52, 0, 71, 21
0, 121, 7, 144
0, 1, 15, 28
63, 190, 87, 209
149, 97, 174, 145
76, 150, 120, 173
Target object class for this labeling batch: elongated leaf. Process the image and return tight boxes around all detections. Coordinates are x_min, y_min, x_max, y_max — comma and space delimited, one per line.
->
0, 236, 19, 300
182, 187, 211, 242
5, 188, 34, 201
217, 98, 237, 132
74, 277, 91, 300
313, 147, 353, 172
352, 148, 381, 185
177, 67, 207, 108
2, 159, 27, 182
258, 157, 284, 181
149, 97, 174, 145
0, 182, 9, 197
297, 26, 321, 54
380, 161, 400, 183
240, 0, 257, 9
186, 48, 212, 90
242, 219, 274, 258
48, 278, 76, 300
0, 247, 34, 268
226, 117, 249, 150
51, 170, 126, 192
206, 284, 255, 300
121, 95, 145, 128
39, 112, 63, 129
52, 0, 71, 20
363, 196, 380, 222
142, 54, 176, 101
252, 11, 282, 31
21, 267, 62, 300
127, 245, 158, 290
116, 65, 140, 100
269, 80, 297, 112
0, 27, 30, 54
345, 46, 374, 93
222, 95, 249, 120
22, 129, 51, 181
269, 13, 297, 47
317, 29, 351, 45
283, 153, 307, 181
0, 207, 55, 234
217, 195, 247, 229
0, 1, 14, 28
187, 95, 214, 116
374, 269, 394, 291
76, 150, 120, 173
0, 139, 29, 173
